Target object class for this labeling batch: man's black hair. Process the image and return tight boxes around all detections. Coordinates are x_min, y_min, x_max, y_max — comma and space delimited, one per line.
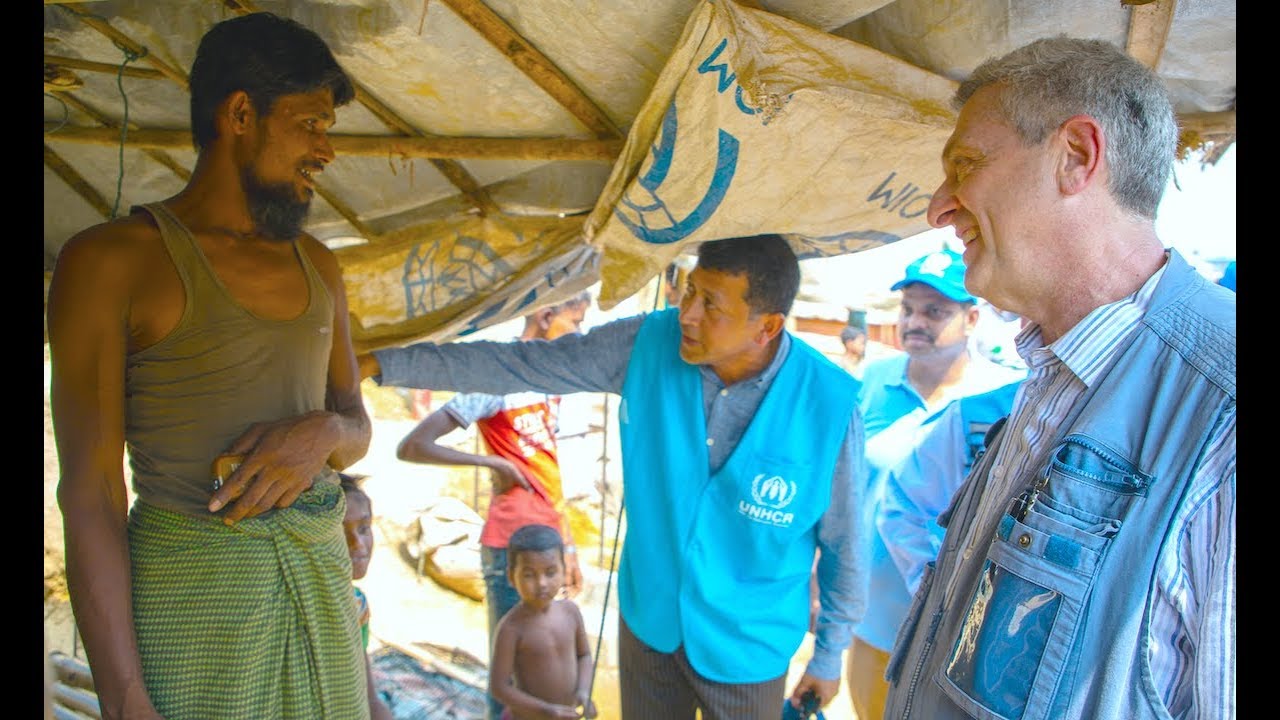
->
188, 12, 355, 151
696, 234, 800, 317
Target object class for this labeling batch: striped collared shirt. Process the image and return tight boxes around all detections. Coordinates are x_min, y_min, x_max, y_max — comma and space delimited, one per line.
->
962, 258, 1235, 719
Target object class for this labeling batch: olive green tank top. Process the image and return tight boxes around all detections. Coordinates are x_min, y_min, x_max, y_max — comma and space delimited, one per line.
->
126, 202, 339, 518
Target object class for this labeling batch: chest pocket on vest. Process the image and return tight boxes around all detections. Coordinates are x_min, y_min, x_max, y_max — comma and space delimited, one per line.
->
937, 434, 1149, 720
720, 454, 820, 570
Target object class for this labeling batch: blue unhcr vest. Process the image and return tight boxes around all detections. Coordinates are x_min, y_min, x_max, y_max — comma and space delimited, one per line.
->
617, 309, 859, 683
856, 380, 1024, 652
957, 381, 1023, 474
883, 251, 1235, 720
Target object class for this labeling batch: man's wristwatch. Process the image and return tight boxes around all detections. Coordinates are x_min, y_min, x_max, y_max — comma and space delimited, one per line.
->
564, 544, 577, 555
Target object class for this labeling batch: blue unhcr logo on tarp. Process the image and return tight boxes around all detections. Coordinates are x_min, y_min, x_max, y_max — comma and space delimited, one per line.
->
401, 233, 514, 318
614, 37, 769, 246
614, 101, 739, 245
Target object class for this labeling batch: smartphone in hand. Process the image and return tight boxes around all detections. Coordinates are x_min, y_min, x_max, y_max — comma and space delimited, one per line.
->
780, 690, 823, 720
211, 454, 245, 491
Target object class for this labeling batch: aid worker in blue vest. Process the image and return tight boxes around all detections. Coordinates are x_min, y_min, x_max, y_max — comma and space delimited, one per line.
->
358, 234, 867, 720
843, 247, 1025, 720
876, 379, 1022, 603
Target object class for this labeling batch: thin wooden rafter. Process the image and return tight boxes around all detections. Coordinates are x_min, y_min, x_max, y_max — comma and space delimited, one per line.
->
1124, 0, 1176, 69
437, 0, 622, 140
54, 3, 189, 89
58, 92, 192, 182
61, 96, 379, 239
45, 54, 165, 80
350, 86, 501, 217
44, 144, 112, 219
43, 124, 625, 161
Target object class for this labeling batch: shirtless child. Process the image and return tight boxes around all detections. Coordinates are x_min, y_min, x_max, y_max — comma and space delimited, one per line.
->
489, 524, 598, 720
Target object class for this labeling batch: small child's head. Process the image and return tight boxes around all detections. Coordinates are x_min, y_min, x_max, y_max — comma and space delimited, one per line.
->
506, 524, 566, 610
339, 473, 374, 581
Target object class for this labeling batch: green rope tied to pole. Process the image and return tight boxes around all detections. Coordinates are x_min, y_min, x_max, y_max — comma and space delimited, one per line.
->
110, 42, 146, 219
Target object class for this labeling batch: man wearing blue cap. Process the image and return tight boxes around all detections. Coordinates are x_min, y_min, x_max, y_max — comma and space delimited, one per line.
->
1218, 260, 1236, 292
844, 246, 1025, 720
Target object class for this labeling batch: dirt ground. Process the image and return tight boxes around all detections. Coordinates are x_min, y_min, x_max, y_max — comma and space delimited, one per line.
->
43, 357, 856, 720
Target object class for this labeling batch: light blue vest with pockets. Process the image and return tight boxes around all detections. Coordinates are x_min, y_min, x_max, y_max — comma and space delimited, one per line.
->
883, 250, 1235, 719
617, 309, 860, 683
957, 380, 1023, 474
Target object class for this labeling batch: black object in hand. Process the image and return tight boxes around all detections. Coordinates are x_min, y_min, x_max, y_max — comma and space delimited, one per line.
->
780, 690, 822, 720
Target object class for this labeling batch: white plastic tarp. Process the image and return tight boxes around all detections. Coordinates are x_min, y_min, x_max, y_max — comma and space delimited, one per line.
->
584, 0, 959, 309
338, 213, 598, 352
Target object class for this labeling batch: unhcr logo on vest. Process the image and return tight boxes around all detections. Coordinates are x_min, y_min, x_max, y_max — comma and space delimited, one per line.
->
739, 474, 797, 527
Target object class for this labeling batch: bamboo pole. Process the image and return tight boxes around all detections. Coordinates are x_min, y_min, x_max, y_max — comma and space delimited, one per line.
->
44, 145, 112, 219
1179, 110, 1236, 137
1124, 0, 1176, 69
44, 125, 624, 161
350, 86, 502, 216
45, 54, 165, 80
57, 93, 192, 182
438, 0, 622, 139
54, 4, 189, 89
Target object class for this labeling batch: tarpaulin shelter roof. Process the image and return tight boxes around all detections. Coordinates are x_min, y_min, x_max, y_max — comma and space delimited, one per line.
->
42, 0, 1235, 351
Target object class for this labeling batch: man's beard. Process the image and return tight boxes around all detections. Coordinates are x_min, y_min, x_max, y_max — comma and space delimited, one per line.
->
241, 165, 311, 242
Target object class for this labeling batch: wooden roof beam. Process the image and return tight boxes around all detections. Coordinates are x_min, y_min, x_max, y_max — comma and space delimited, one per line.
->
1176, 109, 1235, 163
351, 86, 501, 217
438, 0, 623, 140
1124, 0, 1176, 69
44, 144, 112, 219
54, 3, 190, 89
1179, 109, 1236, 138
45, 54, 166, 80
44, 125, 624, 161
311, 185, 379, 240
58, 92, 192, 182
57, 92, 376, 238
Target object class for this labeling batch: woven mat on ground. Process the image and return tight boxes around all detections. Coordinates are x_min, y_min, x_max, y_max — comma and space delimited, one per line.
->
371, 645, 488, 720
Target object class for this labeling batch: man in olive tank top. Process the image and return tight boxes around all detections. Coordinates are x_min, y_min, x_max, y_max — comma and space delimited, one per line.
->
47, 13, 375, 719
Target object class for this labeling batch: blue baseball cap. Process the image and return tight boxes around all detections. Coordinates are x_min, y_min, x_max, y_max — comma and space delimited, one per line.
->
890, 247, 975, 303
1217, 260, 1235, 292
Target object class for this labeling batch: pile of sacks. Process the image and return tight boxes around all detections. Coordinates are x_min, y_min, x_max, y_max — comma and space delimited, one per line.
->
404, 496, 486, 601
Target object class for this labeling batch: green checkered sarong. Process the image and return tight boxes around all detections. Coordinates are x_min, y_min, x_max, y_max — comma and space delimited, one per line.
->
128, 481, 369, 719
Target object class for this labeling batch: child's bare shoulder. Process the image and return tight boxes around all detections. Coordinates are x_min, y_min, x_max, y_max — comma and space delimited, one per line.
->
496, 604, 534, 633
553, 599, 585, 622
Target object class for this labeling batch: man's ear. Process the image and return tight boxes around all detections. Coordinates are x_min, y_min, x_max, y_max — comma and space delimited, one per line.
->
963, 304, 982, 333
1056, 114, 1104, 196
757, 312, 786, 345
220, 90, 255, 136
534, 308, 555, 332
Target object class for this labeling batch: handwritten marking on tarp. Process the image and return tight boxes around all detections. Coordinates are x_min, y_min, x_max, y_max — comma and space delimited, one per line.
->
868, 172, 931, 219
